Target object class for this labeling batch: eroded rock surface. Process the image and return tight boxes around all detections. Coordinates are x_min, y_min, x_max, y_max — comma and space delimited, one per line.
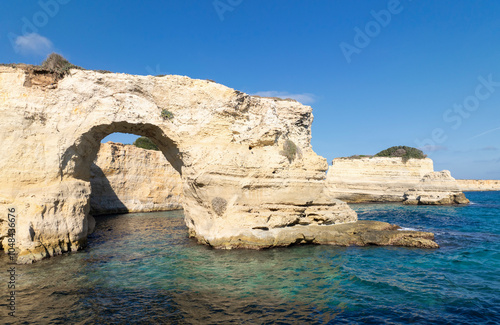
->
403, 171, 469, 205
326, 157, 469, 205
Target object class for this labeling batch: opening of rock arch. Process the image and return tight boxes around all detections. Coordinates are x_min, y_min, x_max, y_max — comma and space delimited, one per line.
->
90, 134, 183, 216
60, 122, 184, 182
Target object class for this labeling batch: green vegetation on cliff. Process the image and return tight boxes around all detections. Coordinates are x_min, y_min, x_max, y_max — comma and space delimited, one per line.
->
339, 146, 427, 161
344, 154, 373, 159
0, 53, 115, 76
375, 146, 427, 160
133, 137, 159, 151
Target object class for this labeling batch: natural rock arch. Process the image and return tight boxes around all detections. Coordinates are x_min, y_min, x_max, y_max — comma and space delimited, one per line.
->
70, 125, 185, 216
0, 66, 437, 264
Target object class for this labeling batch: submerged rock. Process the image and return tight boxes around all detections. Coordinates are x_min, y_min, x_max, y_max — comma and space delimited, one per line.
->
204, 220, 439, 249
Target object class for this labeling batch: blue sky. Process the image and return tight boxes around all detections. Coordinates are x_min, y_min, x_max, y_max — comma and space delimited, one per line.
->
1, 0, 499, 179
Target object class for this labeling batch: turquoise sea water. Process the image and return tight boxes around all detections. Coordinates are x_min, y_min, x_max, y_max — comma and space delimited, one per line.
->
1, 191, 499, 324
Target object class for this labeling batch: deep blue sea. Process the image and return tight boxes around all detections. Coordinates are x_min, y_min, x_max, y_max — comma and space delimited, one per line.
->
2, 191, 499, 324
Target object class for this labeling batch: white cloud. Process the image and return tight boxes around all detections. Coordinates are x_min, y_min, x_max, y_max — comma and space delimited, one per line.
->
14, 33, 53, 56
252, 91, 316, 105
419, 145, 447, 152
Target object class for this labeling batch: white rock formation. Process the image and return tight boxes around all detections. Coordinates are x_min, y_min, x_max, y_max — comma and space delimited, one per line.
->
403, 171, 469, 205
0, 65, 358, 263
326, 157, 468, 205
90, 142, 183, 214
456, 179, 500, 192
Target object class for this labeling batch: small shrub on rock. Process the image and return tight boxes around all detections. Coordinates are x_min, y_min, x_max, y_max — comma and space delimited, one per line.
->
133, 137, 159, 151
280, 139, 298, 163
345, 154, 373, 159
211, 197, 227, 216
41, 53, 81, 75
161, 109, 174, 120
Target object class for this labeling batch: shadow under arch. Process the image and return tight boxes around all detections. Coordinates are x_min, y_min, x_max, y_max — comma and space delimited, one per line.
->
60, 121, 184, 182
89, 163, 130, 215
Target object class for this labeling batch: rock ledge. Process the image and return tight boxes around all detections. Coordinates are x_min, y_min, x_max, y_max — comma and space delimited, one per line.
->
200, 220, 439, 250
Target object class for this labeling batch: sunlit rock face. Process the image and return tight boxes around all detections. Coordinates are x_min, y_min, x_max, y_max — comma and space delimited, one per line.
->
0, 66, 357, 263
326, 157, 469, 205
403, 170, 469, 205
90, 142, 183, 215
456, 179, 500, 192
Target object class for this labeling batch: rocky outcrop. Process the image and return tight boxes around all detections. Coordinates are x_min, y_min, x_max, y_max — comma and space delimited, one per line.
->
0, 66, 359, 263
0, 66, 438, 263
90, 142, 183, 215
456, 179, 500, 192
403, 171, 469, 205
326, 157, 468, 205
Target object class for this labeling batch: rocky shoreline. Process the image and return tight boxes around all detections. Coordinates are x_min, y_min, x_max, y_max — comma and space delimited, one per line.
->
0, 65, 441, 263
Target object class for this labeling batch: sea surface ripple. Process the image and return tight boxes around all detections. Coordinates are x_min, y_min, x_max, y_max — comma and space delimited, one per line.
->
1, 191, 499, 324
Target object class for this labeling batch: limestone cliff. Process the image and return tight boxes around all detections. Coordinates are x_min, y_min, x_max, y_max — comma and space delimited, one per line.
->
0, 65, 357, 263
326, 157, 468, 205
90, 142, 183, 215
0, 65, 438, 263
456, 179, 500, 192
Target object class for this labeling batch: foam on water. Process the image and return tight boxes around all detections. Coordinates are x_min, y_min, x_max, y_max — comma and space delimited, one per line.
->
397, 227, 418, 231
